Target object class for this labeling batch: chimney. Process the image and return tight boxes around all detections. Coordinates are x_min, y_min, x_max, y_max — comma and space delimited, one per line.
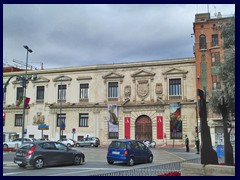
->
217, 12, 222, 18
195, 13, 210, 22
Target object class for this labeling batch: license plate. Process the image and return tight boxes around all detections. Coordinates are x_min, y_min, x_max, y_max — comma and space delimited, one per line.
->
16, 161, 22, 164
112, 151, 120, 155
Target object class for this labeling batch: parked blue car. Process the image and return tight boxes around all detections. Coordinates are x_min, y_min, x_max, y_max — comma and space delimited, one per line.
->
107, 139, 153, 166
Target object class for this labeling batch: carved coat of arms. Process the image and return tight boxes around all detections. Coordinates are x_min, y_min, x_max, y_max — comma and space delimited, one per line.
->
137, 80, 149, 98
156, 83, 163, 94
124, 85, 131, 97
33, 112, 45, 125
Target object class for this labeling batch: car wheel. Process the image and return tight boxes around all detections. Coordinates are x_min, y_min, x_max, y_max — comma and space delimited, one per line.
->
76, 143, 80, 147
107, 160, 114, 164
94, 145, 98, 147
148, 155, 153, 163
67, 143, 71, 147
74, 155, 83, 165
34, 158, 44, 169
3, 144, 8, 148
90, 143, 94, 147
18, 164, 26, 168
127, 157, 134, 166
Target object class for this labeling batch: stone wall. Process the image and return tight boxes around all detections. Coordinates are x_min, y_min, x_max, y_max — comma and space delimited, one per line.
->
181, 163, 235, 176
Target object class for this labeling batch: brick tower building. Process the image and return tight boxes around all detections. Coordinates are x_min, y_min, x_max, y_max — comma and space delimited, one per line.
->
193, 12, 235, 146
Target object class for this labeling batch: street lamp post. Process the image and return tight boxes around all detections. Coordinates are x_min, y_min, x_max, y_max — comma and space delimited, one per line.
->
59, 75, 63, 141
21, 45, 33, 144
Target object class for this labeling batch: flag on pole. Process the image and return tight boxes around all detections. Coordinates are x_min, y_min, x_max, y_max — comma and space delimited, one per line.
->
25, 97, 30, 108
16, 97, 30, 108
16, 96, 23, 107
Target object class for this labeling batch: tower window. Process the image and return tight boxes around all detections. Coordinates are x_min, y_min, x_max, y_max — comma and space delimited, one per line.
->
212, 34, 219, 46
211, 52, 220, 66
199, 34, 207, 49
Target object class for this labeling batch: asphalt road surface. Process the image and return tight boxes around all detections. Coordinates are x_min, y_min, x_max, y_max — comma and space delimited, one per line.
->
3, 147, 200, 176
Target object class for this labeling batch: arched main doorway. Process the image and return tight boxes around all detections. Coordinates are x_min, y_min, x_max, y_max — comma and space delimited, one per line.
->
135, 115, 152, 141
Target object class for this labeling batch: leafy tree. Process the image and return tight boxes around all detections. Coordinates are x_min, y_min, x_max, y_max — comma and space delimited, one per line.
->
209, 15, 235, 114
209, 15, 235, 166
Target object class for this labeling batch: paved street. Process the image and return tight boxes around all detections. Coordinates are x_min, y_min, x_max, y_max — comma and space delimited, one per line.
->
3, 146, 200, 176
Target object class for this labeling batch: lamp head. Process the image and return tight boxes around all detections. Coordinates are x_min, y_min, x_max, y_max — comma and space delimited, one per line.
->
23, 45, 33, 53
23, 45, 29, 50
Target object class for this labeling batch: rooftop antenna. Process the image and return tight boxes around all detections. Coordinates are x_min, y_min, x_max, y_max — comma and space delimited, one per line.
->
3, 52, 9, 66
13, 59, 37, 70
214, 6, 217, 17
29, 61, 44, 70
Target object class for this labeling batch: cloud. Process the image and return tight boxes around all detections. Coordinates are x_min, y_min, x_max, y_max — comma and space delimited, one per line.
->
3, 4, 235, 69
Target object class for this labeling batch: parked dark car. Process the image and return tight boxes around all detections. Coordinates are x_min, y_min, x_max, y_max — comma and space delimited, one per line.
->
76, 137, 100, 147
13, 141, 85, 169
107, 139, 153, 166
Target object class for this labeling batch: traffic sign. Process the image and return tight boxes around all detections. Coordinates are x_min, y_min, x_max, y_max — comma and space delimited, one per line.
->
60, 122, 65, 130
72, 128, 76, 133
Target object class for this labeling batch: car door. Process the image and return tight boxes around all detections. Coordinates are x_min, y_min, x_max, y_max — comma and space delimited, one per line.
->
78, 139, 84, 146
10, 138, 22, 148
84, 138, 90, 146
40, 142, 59, 165
137, 141, 149, 162
53, 142, 74, 164
130, 141, 143, 162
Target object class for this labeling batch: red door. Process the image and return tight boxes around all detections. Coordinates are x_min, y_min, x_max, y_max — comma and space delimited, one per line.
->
135, 116, 152, 141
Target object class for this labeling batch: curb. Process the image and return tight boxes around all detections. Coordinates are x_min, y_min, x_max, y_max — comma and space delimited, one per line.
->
3, 162, 15, 166
3, 148, 17, 152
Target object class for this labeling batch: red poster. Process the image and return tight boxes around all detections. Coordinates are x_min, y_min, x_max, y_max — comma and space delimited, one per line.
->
157, 116, 163, 139
124, 117, 130, 139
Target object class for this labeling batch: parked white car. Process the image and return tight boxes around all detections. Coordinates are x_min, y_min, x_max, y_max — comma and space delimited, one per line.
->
3, 138, 37, 148
143, 140, 156, 148
57, 138, 75, 147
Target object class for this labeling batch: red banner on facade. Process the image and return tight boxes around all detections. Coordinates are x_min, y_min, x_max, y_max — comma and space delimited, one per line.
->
157, 116, 163, 139
124, 117, 130, 139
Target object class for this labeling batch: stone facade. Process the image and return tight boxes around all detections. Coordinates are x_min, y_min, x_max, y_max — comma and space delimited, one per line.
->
3, 58, 197, 146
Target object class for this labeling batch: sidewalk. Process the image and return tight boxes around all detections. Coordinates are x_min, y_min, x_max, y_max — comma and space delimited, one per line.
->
158, 144, 196, 150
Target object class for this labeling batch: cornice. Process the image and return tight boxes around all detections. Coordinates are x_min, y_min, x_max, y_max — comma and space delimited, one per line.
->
3, 58, 195, 77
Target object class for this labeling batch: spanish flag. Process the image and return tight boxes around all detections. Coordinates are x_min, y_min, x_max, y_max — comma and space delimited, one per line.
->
16, 97, 30, 108
16, 96, 23, 107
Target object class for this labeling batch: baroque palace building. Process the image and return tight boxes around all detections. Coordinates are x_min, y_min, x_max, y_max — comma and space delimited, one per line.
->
3, 57, 197, 146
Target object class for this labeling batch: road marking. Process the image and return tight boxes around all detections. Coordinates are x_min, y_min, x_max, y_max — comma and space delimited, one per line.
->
46, 167, 129, 171
3, 172, 25, 176
47, 167, 129, 176
161, 150, 185, 161
48, 169, 95, 176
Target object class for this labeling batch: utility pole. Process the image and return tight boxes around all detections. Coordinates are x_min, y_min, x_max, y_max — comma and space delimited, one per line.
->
21, 45, 33, 144
59, 75, 63, 141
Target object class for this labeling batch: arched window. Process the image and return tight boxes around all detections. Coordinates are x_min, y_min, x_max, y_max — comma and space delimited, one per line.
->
199, 34, 207, 49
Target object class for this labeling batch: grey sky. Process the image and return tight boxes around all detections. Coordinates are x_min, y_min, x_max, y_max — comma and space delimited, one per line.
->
3, 4, 235, 69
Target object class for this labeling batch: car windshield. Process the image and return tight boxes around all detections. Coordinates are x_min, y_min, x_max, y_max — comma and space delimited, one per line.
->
19, 143, 35, 149
109, 141, 126, 149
